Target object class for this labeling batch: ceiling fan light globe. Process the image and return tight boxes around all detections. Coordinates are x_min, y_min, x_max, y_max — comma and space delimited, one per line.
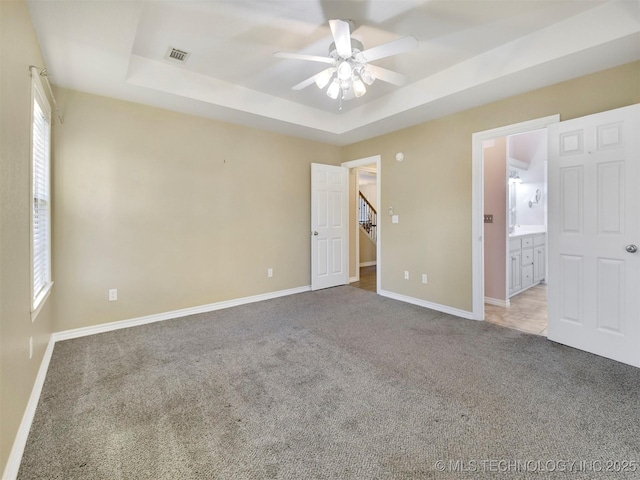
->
315, 70, 333, 89
360, 68, 375, 86
326, 79, 340, 99
353, 78, 366, 97
337, 61, 352, 81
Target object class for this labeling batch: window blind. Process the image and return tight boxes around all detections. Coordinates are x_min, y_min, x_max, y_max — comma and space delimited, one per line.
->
32, 89, 51, 307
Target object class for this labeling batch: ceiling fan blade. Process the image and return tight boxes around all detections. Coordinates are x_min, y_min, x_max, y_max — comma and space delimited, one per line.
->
292, 68, 336, 91
292, 75, 320, 91
364, 64, 408, 87
274, 52, 334, 64
329, 19, 352, 59
359, 36, 418, 63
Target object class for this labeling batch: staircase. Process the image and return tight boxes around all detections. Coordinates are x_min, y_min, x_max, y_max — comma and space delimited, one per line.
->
358, 191, 377, 243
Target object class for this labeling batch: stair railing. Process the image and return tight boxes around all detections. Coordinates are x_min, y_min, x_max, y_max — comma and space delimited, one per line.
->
358, 191, 377, 243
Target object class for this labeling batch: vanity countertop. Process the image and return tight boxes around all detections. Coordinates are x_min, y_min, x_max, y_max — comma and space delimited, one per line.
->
509, 226, 546, 238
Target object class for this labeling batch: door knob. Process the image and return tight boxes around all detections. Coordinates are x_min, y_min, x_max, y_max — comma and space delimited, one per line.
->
625, 244, 638, 253
312, 231, 319, 236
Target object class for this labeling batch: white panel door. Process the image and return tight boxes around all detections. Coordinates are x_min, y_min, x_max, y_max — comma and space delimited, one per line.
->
311, 163, 348, 291
548, 104, 640, 367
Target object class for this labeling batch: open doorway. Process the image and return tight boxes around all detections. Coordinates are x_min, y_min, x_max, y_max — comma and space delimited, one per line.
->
483, 130, 548, 335
352, 166, 377, 292
471, 115, 559, 328
342, 155, 381, 294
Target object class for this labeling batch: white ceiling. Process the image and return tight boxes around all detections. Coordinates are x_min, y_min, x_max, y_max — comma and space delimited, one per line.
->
27, 0, 640, 146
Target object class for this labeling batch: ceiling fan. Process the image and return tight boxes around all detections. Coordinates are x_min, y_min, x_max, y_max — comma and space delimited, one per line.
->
275, 19, 418, 102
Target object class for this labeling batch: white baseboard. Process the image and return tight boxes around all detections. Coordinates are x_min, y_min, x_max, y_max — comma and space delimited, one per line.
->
3, 336, 56, 480
54, 285, 311, 342
378, 290, 475, 320
484, 296, 510, 308
359, 261, 377, 267
2, 285, 311, 479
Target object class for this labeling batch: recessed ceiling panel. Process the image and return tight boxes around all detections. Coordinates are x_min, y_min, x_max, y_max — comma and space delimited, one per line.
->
27, 0, 640, 145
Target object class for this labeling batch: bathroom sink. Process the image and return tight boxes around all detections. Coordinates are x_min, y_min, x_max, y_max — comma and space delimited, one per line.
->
509, 226, 546, 237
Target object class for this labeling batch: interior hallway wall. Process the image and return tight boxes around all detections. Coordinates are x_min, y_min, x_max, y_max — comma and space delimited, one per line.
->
359, 229, 377, 265
359, 183, 377, 208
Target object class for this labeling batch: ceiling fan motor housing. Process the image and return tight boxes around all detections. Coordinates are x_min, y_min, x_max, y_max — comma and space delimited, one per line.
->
328, 38, 364, 59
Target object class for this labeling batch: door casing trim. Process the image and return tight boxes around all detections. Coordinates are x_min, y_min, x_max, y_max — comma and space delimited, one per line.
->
343, 155, 381, 293
471, 116, 559, 320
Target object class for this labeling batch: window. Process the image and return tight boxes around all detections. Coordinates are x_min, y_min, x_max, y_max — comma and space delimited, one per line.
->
31, 74, 52, 317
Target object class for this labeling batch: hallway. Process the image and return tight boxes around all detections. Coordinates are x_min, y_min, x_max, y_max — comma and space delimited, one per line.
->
350, 266, 376, 292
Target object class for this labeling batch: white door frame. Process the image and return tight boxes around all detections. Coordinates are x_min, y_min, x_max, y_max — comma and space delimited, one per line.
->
342, 155, 382, 294
471, 116, 559, 320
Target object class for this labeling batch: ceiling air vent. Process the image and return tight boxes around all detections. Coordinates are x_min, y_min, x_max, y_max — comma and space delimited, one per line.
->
165, 47, 190, 63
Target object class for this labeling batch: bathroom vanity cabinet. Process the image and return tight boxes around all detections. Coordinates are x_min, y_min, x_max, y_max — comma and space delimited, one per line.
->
508, 233, 545, 297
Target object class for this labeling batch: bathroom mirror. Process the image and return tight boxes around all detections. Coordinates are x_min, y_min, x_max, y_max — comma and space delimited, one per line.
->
508, 180, 517, 232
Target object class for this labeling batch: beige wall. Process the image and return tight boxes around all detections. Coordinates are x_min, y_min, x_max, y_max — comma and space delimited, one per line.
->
0, 1, 55, 474
51, 88, 342, 331
359, 183, 377, 209
483, 138, 507, 301
343, 61, 640, 311
359, 228, 377, 265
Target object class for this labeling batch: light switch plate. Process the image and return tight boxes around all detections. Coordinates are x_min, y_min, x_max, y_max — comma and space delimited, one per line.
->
392, 215, 399, 224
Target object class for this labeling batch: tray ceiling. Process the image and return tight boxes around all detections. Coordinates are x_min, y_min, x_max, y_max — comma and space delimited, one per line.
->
27, 0, 640, 145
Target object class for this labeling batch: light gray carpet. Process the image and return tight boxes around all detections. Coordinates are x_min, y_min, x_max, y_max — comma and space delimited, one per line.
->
18, 286, 640, 479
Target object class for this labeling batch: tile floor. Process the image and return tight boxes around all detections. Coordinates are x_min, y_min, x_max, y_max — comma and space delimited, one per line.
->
484, 284, 548, 336
353, 269, 547, 336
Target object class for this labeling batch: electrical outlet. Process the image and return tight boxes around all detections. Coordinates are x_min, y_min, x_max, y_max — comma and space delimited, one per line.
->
267, 268, 273, 278
108, 289, 118, 301
422, 274, 428, 284
404, 271, 409, 280
484, 214, 494, 223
